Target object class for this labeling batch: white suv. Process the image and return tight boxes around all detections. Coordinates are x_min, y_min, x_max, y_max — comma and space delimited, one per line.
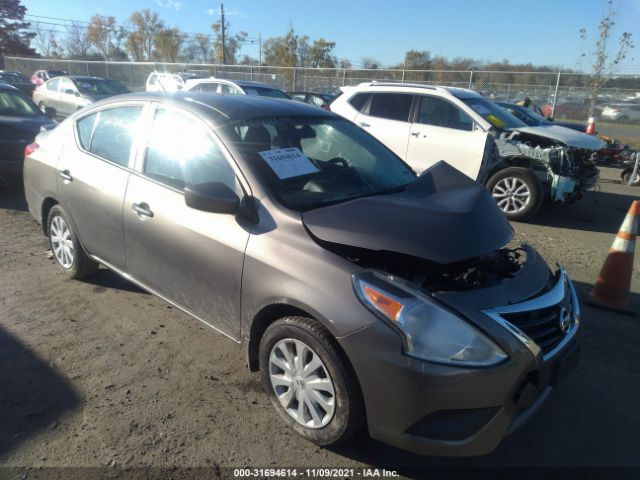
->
331, 82, 602, 220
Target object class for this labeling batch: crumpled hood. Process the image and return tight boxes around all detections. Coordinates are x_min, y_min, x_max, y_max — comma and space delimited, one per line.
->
302, 161, 513, 265
514, 125, 605, 150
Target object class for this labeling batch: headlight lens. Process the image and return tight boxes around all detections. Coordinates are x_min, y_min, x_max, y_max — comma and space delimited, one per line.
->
353, 271, 507, 367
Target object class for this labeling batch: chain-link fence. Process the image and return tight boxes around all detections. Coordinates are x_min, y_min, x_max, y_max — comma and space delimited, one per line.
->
6, 56, 640, 139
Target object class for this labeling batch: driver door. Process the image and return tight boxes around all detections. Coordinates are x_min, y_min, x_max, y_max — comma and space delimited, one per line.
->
123, 104, 250, 339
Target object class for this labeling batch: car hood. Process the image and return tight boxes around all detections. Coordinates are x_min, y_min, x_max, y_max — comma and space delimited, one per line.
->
0, 115, 55, 137
302, 161, 513, 265
514, 125, 605, 150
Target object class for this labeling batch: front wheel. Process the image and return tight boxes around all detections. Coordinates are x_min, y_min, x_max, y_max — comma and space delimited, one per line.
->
486, 167, 543, 221
622, 169, 640, 186
259, 317, 363, 446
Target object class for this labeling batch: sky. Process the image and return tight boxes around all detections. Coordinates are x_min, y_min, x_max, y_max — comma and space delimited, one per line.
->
21, 0, 640, 72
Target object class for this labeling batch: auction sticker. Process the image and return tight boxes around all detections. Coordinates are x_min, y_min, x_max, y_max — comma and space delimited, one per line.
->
259, 147, 319, 179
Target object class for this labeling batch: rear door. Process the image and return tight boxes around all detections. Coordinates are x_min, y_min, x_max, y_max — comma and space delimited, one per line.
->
123, 104, 250, 339
353, 93, 413, 160
406, 95, 488, 178
57, 78, 78, 116
56, 102, 145, 270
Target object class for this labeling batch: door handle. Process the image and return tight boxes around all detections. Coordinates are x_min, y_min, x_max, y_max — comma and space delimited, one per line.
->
58, 169, 73, 182
410, 132, 420, 137
131, 202, 154, 218
358, 122, 370, 128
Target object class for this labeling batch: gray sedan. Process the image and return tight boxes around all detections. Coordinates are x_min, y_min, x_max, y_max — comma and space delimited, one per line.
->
32, 75, 129, 119
24, 93, 581, 456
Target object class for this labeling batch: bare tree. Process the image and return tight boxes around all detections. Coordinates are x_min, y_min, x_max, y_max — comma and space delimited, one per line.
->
64, 21, 93, 59
580, 0, 634, 116
86, 15, 127, 60
32, 22, 60, 57
126, 9, 164, 61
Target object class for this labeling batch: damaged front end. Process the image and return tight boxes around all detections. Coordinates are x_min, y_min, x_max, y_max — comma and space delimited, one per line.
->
496, 131, 599, 205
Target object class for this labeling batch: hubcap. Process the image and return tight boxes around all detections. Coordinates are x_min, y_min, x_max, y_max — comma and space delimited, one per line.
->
492, 177, 531, 214
50, 216, 75, 269
268, 339, 336, 429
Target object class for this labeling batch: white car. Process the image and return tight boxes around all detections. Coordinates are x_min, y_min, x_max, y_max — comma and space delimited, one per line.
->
601, 103, 640, 123
331, 82, 603, 220
183, 78, 290, 99
145, 72, 206, 93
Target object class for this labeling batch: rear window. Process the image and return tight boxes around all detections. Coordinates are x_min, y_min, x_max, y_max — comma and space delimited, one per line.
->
368, 93, 413, 122
348, 93, 370, 111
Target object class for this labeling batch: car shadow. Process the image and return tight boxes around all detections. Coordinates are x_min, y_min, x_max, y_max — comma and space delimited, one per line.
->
0, 326, 81, 459
327, 280, 640, 475
522, 189, 639, 235
0, 184, 28, 212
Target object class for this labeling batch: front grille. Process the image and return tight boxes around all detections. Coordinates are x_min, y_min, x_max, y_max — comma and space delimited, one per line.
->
502, 303, 568, 355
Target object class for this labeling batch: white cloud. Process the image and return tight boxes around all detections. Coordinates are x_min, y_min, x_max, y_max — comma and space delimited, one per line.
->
156, 0, 183, 12
207, 8, 215, 15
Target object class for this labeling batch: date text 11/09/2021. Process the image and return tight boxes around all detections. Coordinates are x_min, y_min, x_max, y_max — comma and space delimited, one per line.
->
232, 468, 399, 478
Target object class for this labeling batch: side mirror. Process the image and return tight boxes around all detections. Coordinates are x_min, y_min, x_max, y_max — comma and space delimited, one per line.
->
185, 182, 240, 214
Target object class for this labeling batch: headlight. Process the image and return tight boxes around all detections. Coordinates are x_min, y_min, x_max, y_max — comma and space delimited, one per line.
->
353, 271, 507, 367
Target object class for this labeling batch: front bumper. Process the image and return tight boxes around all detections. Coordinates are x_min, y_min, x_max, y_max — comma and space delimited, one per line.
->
338, 270, 581, 456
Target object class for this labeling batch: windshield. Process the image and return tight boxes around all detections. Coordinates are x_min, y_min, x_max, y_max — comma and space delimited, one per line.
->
220, 116, 416, 211
243, 87, 290, 99
463, 97, 527, 130
0, 90, 41, 117
75, 79, 124, 95
103, 79, 131, 93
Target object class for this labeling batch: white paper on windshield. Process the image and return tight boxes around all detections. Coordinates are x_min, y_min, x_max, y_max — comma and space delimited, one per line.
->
258, 147, 319, 179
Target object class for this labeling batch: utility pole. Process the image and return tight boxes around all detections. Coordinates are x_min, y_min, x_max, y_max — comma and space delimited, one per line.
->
221, 3, 226, 65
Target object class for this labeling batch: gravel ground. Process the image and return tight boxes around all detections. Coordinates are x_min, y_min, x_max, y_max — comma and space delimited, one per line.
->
1, 167, 639, 479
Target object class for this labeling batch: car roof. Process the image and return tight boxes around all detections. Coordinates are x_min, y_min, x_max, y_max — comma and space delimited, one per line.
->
87, 92, 334, 123
345, 81, 482, 99
0, 82, 21, 92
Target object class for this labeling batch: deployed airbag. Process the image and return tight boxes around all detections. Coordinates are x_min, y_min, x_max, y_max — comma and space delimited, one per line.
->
302, 161, 513, 264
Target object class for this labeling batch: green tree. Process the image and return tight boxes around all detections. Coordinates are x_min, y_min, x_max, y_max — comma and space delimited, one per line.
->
0, 0, 36, 67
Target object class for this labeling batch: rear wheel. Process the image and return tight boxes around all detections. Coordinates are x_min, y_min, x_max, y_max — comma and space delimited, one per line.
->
486, 167, 543, 221
259, 317, 363, 446
47, 205, 99, 279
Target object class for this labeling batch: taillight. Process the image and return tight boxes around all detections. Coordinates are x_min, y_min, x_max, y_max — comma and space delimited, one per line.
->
321, 104, 330, 111
25, 142, 39, 156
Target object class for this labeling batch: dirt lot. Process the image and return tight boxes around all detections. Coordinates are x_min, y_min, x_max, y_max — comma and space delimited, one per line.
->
1, 167, 640, 479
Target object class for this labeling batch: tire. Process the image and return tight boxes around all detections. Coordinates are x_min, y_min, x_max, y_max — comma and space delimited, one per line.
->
622, 170, 640, 186
486, 167, 543, 221
47, 205, 99, 279
259, 316, 363, 446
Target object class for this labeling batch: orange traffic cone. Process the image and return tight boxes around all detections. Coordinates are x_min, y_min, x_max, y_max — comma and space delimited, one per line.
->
586, 200, 639, 316
586, 117, 596, 135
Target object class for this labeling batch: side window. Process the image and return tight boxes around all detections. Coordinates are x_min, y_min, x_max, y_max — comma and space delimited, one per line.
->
198, 82, 219, 93
89, 106, 142, 167
417, 96, 473, 131
367, 93, 412, 122
47, 78, 60, 91
310, 95, 325, 106
144, 108, 237, 192
59, 78, 75, 94
76, 112, 98, 149
220, 83, 240, 94
348, 93, 370, 112
291, 94, 306, 101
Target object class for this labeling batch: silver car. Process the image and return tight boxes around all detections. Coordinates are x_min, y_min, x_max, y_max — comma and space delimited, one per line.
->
24, 93, 581, 456
33, 75, 129, 119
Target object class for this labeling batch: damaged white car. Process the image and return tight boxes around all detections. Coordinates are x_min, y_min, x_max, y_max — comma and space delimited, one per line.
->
331, 83, 603, 220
